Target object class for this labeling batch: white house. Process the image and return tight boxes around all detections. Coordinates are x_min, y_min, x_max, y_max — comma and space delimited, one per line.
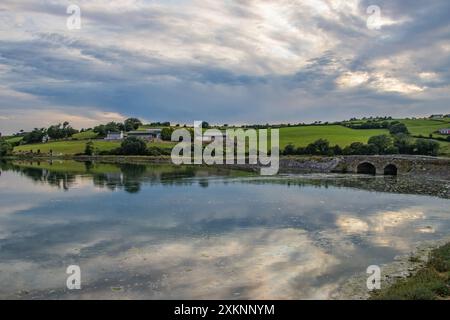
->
105, 131, 124, 140
430, 114, 444, 119
439, 128, 450, 135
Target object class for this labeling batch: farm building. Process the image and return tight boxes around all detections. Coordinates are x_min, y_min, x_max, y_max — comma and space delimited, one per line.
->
127, 129, 162, 140
105, 131, 124, 140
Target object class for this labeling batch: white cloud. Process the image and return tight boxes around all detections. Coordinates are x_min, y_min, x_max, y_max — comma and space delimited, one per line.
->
336, 71, 370, 88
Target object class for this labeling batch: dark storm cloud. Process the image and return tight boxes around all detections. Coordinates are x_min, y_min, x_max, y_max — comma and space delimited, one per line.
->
0, 0, 449, 133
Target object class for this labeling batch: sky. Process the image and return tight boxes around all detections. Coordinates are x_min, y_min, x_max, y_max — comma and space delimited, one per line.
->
0, 0, 449, 134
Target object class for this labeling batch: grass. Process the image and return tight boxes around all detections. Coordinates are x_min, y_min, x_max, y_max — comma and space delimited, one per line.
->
371, 243, 450, 300
437, 140, 450, 156
278, 125, 389, 148
2, 136, 23, 144
72, 130, 99, 140
399, 119, 450, 138
13, 140, 176, 155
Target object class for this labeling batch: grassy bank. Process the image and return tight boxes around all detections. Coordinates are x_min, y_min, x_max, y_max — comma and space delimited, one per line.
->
371, 243, 450, 300
13, 140, 176, 155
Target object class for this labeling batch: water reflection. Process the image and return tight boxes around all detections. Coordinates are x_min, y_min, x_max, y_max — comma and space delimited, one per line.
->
1, 161, 246, 194
0, 161, 449, 299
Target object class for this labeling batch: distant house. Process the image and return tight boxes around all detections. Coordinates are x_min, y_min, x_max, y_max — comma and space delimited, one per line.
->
430, 114, 444, 119
445, 114, 450, 118
105, 131, 124, 140
439, 128, 450, 135
42, 135, 50, 143
127, 129, 162, 140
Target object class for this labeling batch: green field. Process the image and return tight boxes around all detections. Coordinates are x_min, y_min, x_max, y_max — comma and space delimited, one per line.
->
399, 119, 450, 138
278, 125, 389, 148
72, 130, 99, 140
13, 140, 176, 155
3, 136, 23, 144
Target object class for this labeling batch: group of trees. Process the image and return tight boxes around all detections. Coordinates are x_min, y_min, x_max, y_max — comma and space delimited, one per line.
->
283, 139, 342, 156
47, 122, 78, 140
15, 122, 79, 145
93, 118, 143, 137
148, 121, 171, 127
344, 120, 409, 134
283, 134, 440, 157
0, 140, 13, 156
22, 128, 47, 144
86, 137, 171, 156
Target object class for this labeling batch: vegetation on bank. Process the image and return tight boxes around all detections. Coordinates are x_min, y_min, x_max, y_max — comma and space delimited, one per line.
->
11, 139, 176, 156
283, 134, 441, 157
1, 116, 450, 157
371, 243, 450, 300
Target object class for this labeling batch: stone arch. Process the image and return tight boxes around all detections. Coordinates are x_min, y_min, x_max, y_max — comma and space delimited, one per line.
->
384, 164, 398, 176
357, 162, 376, 175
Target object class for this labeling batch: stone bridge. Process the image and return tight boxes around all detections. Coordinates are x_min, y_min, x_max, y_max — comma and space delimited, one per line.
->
332, 155, 450, 177
278, 155, 450, 179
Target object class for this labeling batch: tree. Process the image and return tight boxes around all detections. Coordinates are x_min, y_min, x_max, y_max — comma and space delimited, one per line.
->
305, 139, 330, 155
415, 139, 440, 156
343, 142, 377, 155
368, 134, 393, 154
22, 128, 46, 144
124, 118, 142, 132
283, 144, 296, 155
389, 123, 409, 135
119, 137, 147, 155
0, 141, 13, 157
332, 145, 343, 155
394, 134, 415, 154
201, 121, 210, 129
47, 122, 78, 140
161, 127, 174, 141
94, 122, 124, 137
84, 141, 94, 155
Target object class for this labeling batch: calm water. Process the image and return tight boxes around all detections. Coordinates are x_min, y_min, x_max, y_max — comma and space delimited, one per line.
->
0, 160, 449, 299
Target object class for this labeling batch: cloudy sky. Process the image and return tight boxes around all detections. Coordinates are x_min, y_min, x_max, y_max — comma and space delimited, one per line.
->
0, 0, 449, 134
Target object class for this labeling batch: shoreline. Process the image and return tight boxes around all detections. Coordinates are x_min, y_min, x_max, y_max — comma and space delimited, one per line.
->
333, 236, 450, 300
3, 153, 450, 177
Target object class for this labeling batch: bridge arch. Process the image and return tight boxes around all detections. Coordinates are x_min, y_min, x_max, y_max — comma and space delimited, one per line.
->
384, 164, 398, 176
357, 162, 376, 175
